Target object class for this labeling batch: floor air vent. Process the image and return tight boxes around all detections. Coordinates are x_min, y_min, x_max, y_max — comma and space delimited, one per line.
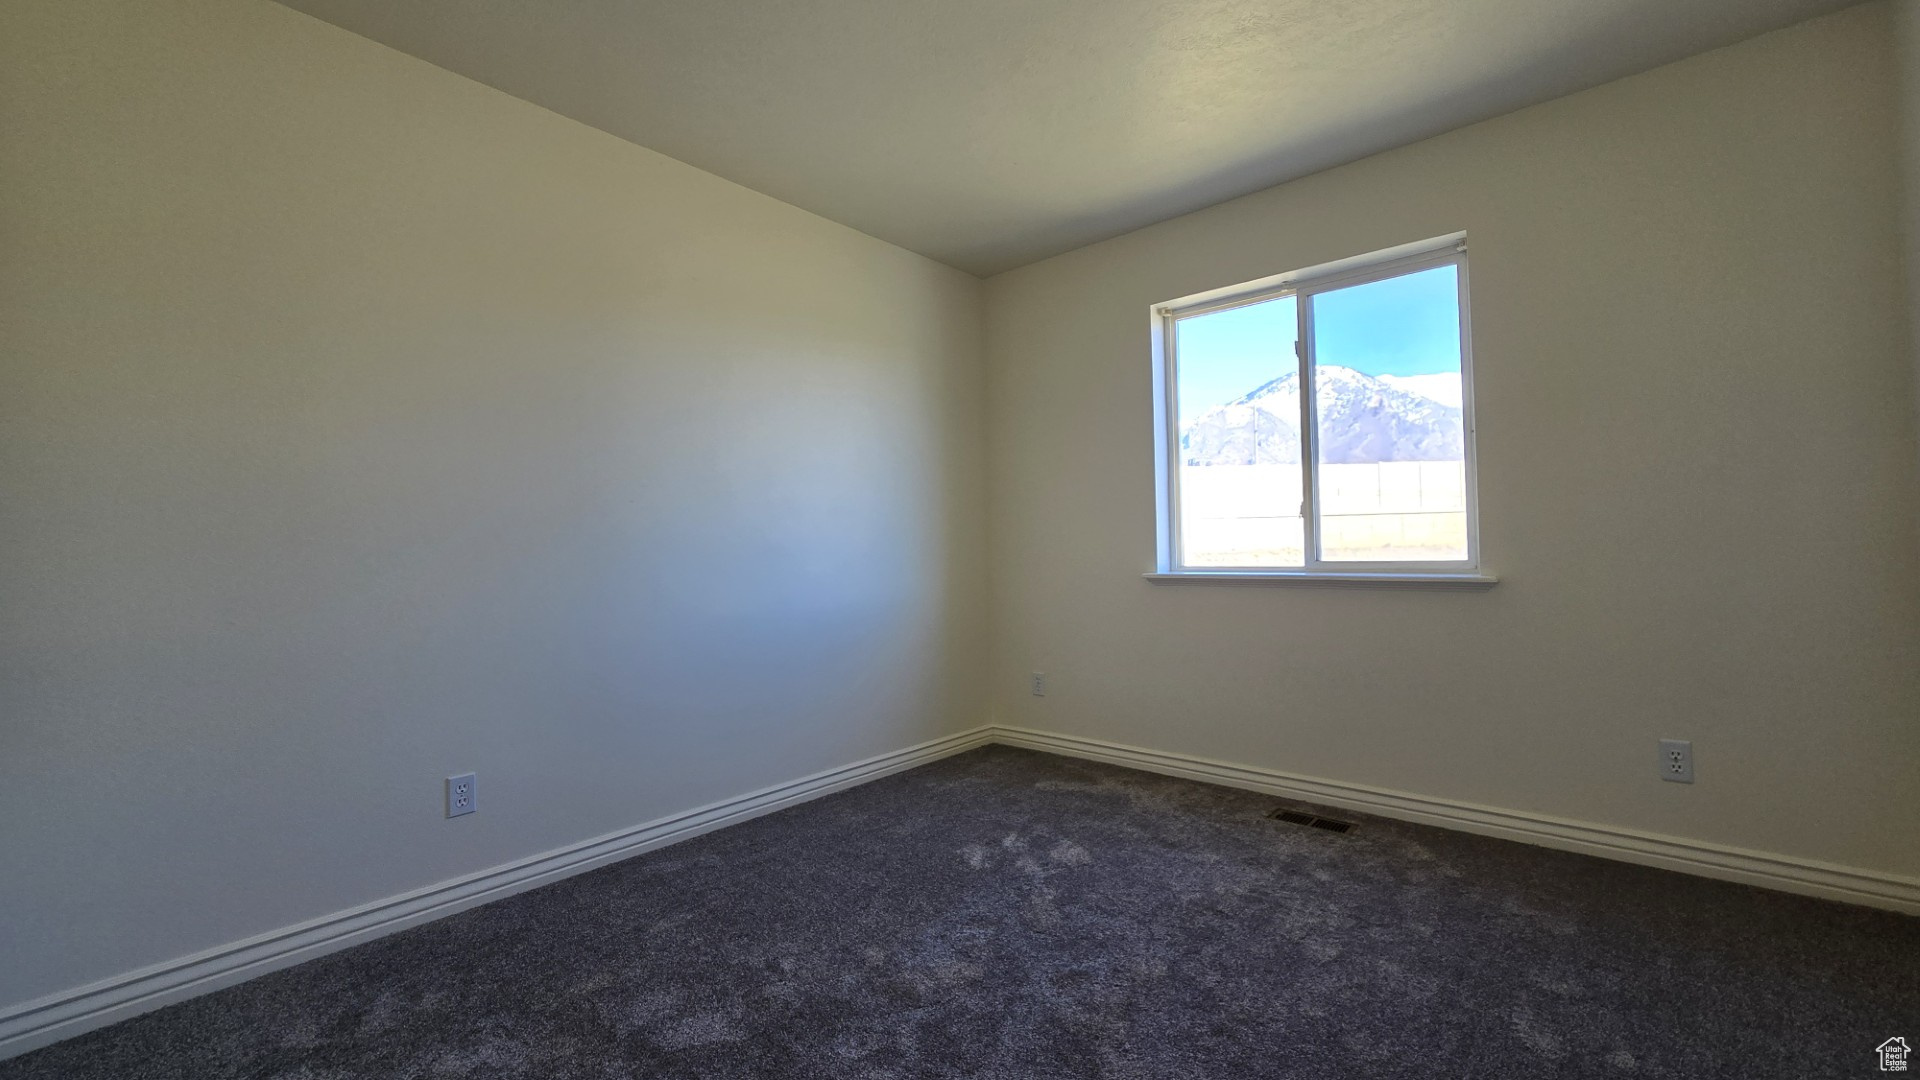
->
1266, 807, 1355, 834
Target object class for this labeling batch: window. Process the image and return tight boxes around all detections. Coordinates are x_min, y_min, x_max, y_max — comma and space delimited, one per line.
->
1150, 236, 1488, 584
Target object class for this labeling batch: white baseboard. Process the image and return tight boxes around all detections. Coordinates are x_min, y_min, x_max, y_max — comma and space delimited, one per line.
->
990, 725, 1920, 916
0, 725, 993, 1062
8, 721, 1914, 1062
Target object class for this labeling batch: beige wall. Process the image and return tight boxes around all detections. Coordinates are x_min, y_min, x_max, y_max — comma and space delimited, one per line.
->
1903, 0, 1920, 492
986, 3, 1920, 878
0, 0, 987, 1009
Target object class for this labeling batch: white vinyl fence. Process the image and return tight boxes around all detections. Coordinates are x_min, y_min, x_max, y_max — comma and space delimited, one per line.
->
1179, 461, 1468, 564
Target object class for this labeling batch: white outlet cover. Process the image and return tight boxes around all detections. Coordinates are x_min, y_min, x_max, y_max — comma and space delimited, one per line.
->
1658, 740, 1694, 784
446, 772, 477, 817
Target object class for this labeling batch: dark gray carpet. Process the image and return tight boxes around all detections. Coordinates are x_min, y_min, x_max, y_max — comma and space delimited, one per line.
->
5, 746, 1914, 1079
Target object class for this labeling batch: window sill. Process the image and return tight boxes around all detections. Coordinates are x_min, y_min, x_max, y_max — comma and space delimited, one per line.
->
1144, 570, 1498, 590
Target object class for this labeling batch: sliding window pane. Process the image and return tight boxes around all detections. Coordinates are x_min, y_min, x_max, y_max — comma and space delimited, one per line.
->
1174, 296, 1302, 567
1309, 266, 1468, 562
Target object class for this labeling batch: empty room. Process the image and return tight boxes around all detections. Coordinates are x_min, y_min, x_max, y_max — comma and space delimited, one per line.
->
4, 0, 1918, 1076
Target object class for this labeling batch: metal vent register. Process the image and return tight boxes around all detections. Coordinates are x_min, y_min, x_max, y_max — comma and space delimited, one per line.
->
1265, 807, 1355, 834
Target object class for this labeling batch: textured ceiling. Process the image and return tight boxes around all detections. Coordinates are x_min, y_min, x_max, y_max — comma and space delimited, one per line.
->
272, 0, 1858, 276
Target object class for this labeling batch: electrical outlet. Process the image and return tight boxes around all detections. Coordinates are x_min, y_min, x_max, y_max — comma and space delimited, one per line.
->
446, 773, 477, 817
1658, 740, 1693, 784
1030, 672, 1048, 697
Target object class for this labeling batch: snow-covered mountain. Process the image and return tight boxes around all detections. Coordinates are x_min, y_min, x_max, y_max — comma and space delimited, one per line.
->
1181, 366, 1463, 466
1379, 373, 1462, 408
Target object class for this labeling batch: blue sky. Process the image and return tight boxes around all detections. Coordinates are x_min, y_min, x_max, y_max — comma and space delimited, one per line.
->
1175, 265, 1460, 425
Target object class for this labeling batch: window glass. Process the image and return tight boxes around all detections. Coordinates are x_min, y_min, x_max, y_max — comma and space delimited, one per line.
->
1174, 296, 1301, 567
1159, 244, 1477, 575
1308, 265, 1468, 562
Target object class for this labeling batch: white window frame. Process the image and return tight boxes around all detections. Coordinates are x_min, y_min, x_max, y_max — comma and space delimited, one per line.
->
1147, 234, 1495, 589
